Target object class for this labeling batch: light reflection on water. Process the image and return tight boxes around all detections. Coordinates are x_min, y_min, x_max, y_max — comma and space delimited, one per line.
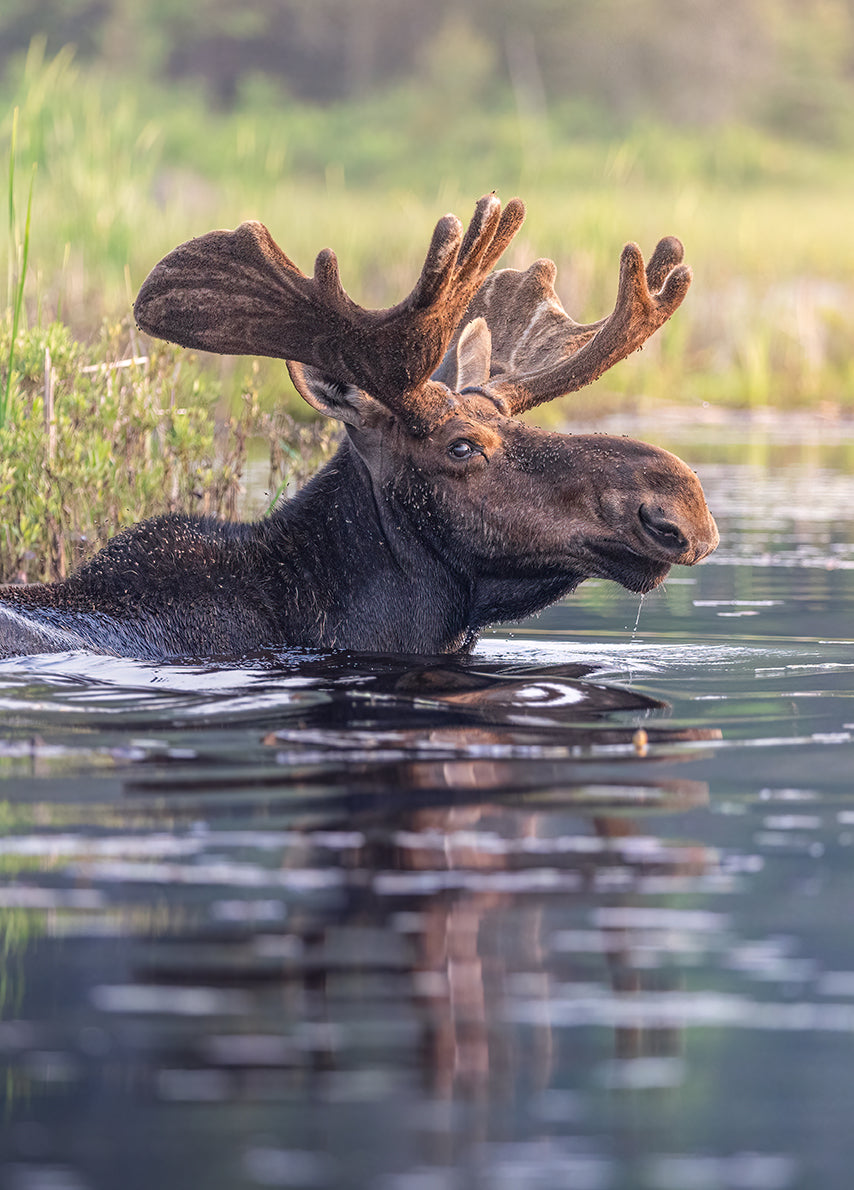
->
1, 420, 854, 1189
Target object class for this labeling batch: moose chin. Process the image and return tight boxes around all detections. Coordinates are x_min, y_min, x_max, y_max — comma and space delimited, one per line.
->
0, 194, 718, 660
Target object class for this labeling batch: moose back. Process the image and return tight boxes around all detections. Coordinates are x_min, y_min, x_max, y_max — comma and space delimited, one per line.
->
0, 195, 718, 659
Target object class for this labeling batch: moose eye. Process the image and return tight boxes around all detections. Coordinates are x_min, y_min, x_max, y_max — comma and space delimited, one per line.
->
448, 439, 476, 460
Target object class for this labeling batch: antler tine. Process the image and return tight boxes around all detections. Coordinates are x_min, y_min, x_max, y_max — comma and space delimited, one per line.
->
644, 235, 684, 291
135, 195, 526, 426
312, 247, 350, 309
462, 197, 526, 278
484, 237, 692, 415
406, 214, 465, 310
406, 196, 524, 314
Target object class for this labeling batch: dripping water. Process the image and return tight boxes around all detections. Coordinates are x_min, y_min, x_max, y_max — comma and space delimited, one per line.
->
631, 593, 645, 639
620, 593, 645, 685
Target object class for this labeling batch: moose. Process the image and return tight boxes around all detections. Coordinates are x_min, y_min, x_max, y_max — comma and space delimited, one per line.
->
0, 194, 718, 660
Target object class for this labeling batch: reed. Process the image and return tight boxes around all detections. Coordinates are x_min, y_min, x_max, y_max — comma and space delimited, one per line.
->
2, 108, 35, 429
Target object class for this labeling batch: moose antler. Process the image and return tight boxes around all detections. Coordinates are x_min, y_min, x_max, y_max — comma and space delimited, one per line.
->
454, 235, 691, 414
134, 194, 525, 420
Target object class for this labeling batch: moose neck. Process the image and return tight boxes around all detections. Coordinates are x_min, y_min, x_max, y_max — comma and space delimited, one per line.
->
268, 439, 475, 653
270, 438, 584, 655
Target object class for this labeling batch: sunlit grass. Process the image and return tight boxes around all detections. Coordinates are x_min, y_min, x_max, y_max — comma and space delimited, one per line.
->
0, 316, 338, 583
2, 107, 35, 428
1, 40, 853, 415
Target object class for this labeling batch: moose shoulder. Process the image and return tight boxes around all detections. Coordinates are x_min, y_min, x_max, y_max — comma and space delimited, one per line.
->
0, 195, 718, 660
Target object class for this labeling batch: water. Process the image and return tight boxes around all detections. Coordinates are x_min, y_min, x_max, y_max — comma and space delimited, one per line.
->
2, 411, 854, 1190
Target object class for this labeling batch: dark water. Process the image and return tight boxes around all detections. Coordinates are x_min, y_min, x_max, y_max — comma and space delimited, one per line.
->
2, 412, 854, 1190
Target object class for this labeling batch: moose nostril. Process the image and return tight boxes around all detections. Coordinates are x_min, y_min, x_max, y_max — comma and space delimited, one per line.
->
638, 503, 689, 553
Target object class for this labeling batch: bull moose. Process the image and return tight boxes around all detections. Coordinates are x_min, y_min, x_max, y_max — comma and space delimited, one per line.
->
0, 194, 718, 660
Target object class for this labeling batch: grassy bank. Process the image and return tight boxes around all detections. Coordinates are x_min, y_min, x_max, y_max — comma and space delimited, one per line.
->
0, 318, 337, 583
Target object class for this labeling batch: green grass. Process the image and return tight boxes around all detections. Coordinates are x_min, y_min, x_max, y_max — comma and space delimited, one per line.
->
2, 108, 35, 428
2, 43, 854, 415
2, 42, 851, 419
0, 317, 337, 583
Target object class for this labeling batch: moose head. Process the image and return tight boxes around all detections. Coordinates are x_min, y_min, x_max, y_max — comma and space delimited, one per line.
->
0, 195, 717, 659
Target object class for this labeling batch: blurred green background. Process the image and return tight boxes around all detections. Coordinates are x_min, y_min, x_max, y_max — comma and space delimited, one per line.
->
3, 0, 854, 409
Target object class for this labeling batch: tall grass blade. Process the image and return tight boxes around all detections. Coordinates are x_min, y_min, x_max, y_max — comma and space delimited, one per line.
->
6, 107, 17, 311
2, 123, 36, 429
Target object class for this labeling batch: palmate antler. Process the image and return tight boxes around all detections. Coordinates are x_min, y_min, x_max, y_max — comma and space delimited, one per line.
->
452, 235, 691, 414
134, 193, 691, 426
134, 194, 524, 424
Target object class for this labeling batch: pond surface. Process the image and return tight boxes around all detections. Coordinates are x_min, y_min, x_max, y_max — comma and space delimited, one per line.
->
2, 410, 854, 1190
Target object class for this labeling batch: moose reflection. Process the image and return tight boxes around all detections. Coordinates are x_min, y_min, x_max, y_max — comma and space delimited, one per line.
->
100, 659, 721, 1108
0, 194, 716, 659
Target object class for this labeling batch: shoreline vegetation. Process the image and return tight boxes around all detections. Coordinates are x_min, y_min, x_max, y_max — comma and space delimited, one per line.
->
1, 33, 853, 581
0, 319, 337, 584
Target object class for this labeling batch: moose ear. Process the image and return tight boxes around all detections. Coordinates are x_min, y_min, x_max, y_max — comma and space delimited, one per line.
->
287, 361, 386, 428
431, 317, 492, 391
455, 317, 492, 390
